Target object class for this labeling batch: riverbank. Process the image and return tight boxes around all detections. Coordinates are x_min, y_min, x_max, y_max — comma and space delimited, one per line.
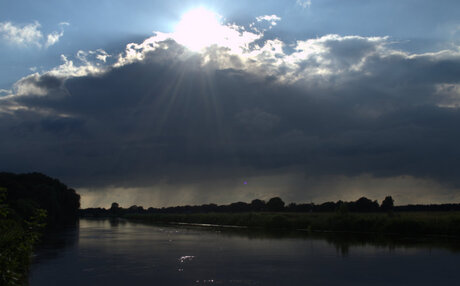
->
0, 191, 46, 286
125, 211, 460, 237
0, 173, 81, 286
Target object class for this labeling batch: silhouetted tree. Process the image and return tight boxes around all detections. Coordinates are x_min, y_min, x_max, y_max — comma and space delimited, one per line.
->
381, 196, 394, 212
128, 205, 143, 214
250, 199, 265, 211
200, 203, 218, 213
110, 202, 121, 216
353, 197, 379, 212
337, 200, 349, 214
317, 202, 337, 212
229, 202, 251, 212
0, 172, 80, 226
296, 203, 314, 212
267, 197, 285, 212
286, 202, 297, 212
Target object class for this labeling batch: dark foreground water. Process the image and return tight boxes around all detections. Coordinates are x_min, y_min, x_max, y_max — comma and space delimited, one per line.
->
30, 219, 460, 286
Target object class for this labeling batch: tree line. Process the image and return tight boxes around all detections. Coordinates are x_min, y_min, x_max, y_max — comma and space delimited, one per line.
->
81, 196, 400, 217
82, 196, 460, 217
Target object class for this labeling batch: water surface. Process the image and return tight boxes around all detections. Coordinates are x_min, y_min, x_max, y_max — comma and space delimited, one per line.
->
30, 219, 460, 285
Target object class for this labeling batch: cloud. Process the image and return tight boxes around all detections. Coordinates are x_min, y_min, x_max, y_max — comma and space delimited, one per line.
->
435, 84, 460, 108
2, 16, 460, 206
0, 89, 11, 96
256, 15, 282, 26
45, 31, 62, 48
0, 21, 43, 47
79, 173, 460, 208
296, 0, 312, 9
0, 21, 67, 48
49, 54, 105, 78
94, 49, 111, 63
235, 108, 280, 133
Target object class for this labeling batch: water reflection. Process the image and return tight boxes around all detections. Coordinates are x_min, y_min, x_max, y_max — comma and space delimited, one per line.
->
31, 223, 79, 264
174, 224, 460, 256
30, 219, 460, 286
156, 222, 460, 257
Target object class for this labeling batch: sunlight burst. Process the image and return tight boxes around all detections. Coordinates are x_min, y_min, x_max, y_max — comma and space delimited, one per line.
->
173, 8, 225, 52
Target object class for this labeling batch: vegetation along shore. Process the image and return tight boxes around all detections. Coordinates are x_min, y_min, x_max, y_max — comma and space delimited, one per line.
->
0, 173, 80, 286
82, 196, 460, 237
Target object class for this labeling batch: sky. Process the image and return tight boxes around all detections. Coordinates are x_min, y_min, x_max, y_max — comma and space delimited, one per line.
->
1, 0, 460, 208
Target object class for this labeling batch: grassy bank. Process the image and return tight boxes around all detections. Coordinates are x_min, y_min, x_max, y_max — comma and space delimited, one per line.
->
125, 211, 460, 236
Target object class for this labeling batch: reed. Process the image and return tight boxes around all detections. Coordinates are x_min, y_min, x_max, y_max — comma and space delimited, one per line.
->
125, 211, 460, 236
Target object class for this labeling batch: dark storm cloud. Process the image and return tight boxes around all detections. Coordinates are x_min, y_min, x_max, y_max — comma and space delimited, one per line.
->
2, 34, 460, 205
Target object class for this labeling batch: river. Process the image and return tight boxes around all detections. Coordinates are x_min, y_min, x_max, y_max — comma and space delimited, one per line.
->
29, 218, 460, 285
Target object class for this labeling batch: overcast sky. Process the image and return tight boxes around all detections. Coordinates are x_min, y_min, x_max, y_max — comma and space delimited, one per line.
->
1, 0, 460, 208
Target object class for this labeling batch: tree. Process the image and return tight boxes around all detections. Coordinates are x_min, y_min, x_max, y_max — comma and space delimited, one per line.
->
0, 188, 8, 218
250, 199, 265, 211
337, 201, 349, 215
353, 197, 379, 212
110, 202, 119, 210
128, 205, 144, 213
229, 202, 250, 212
381, 196, 394, 212
0, 172, 80, 226
318, 201, 337, 212
267, 197, 285, 212
287, 202, 297, 212
110, 202, 120, 216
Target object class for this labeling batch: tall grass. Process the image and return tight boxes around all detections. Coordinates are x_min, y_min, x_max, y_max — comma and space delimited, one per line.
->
125, 211, 460, 236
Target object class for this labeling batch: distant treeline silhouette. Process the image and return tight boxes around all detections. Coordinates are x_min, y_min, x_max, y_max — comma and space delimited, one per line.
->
80, 195, 460, 217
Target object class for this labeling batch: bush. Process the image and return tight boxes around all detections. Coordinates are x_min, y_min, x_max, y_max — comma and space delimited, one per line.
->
0, 188, 47, 286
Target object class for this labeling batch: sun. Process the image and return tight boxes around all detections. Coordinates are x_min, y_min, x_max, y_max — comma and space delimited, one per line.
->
173, 8, 224, 52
